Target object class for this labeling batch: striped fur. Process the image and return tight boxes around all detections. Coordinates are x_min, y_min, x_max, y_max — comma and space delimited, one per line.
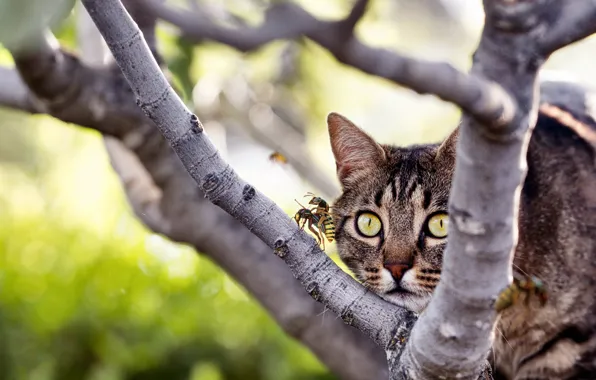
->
327, 81, 596, 379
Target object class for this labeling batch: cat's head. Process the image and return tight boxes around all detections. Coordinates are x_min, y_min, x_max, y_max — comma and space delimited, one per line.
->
327, 112, 458, 313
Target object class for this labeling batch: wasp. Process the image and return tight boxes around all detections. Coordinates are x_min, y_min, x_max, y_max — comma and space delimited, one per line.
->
294, 200, 324, 248
304, 192, 335, 243
305, 192, 330, 213
269, 151, 288, 164
301, 193, 336, 246
316, 212, 335, 244
495, 273, 548, 312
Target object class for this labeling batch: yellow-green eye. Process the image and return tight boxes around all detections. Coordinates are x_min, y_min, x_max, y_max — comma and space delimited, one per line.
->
356, 212, 382, 237
427, 213, 449, 238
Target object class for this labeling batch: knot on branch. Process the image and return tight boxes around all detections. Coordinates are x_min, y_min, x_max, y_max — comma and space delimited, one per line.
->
201, 166, 235, 201
190, 114, 203, 133
273, 238, 289, 258
340, 310, 355, 326
242, 184, 256, 201
306, 281, 321, 301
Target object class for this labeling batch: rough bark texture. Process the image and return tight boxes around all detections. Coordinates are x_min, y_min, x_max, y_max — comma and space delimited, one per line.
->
79, 0, 596, 378
81, 0, 410, 353
1, 5, 389, 380
393, 1, 596, 379
2, 0, 596, 378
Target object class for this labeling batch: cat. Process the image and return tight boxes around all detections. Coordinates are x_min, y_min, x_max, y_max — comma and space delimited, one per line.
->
327, 80, 596, 379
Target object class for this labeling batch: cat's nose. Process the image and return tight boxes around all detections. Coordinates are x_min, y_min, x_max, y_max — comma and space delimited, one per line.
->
383, 262, 411, 281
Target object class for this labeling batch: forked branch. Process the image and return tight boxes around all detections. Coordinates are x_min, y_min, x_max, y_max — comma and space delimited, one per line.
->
2, 18, 390, 380
539, 1, 596, 55
74, 0, 596, 379
82, 0, 412, 354
144, 0, 514, 129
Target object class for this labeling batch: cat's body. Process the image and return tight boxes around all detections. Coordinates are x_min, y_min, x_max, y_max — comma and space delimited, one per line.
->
328, 81, 596, 379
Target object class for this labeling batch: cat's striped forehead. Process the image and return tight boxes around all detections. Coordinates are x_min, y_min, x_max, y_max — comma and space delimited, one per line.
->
339, 143, 452, 211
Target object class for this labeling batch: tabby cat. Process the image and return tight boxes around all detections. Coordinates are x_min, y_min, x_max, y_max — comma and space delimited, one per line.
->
328, 80, 596, 379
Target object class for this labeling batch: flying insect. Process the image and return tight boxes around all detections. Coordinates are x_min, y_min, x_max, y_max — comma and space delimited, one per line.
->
269, 151, 288, 164
495, 274, 548, 312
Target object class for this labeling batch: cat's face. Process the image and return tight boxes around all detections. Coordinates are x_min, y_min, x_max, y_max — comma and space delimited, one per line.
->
327, 113, 457, 313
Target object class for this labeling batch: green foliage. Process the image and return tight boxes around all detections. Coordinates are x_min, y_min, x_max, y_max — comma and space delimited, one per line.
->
0, 216, 332, 380
0, 112, 333, 380
0, 2, 474, 378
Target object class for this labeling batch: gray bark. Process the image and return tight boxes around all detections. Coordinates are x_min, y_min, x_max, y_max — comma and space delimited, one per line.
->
1, 9, 388, 380
143, 0, 512, 126
80, 0, 596, 378
82, 0, 410, 353
2, 0, 596, 378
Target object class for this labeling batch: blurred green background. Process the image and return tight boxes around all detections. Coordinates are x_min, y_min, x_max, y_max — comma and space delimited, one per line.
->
1, 0, 595, 379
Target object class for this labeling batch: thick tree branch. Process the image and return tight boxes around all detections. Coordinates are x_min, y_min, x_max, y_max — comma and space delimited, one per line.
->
7, 0, 594, 378
144, 0, 514, 128
0, 67, 36, 112
539, 1, 596, 55
2, 23, 389, 380
393, 0, 596, 378
0, 64, 388, 380
9, 34, 140, 139
120, 0, 163, 65
81, 0, 412, 356
76, 1, 170, 235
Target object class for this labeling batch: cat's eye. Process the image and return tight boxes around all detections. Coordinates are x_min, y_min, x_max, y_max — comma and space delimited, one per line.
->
427, 213, 449, 238
356, 212, 382, 237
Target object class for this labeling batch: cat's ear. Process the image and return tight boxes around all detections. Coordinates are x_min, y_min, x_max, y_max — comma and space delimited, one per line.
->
435, 127, 459, 166
327, 112, 386, 187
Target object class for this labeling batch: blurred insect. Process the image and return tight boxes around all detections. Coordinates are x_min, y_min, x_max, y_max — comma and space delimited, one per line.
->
268, 151, 288, 164
304, 192, 335, 244
495, 274, 548, 312
294, 200, 324, 248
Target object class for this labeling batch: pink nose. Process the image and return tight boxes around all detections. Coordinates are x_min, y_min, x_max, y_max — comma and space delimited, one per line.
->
383, 263, 411, 281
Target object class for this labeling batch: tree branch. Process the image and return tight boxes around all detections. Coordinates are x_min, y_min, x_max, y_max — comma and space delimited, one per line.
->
0, 62, 388, 380
339, 0, 369, 35
120, 0, 163, 65
0, 67, 36, 112
393, 0, 596, 378
75, 0, 170, 235
10, 0, 594, 378
2, 22, 389, 380
539, 0, 596, 55
143, 0, 514, 128
81, 0, 412, 356
124, 0, 596, 378
9, 34, 140, 139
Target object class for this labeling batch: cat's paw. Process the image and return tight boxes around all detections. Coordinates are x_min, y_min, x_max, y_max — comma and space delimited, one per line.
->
494, 275, 548, 312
